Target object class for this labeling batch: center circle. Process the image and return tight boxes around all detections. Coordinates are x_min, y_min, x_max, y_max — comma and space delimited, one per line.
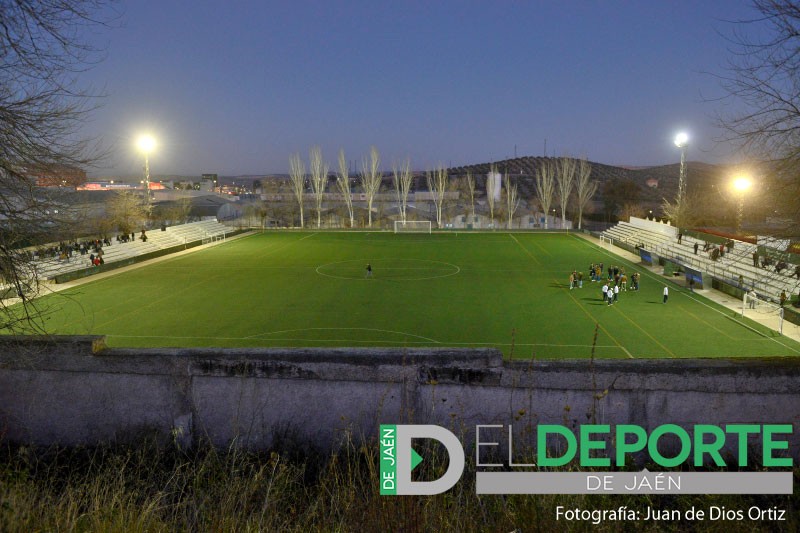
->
316, 258, 460, 281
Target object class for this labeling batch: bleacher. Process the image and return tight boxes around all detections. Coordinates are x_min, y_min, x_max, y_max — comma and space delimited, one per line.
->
31, 220, 231, 281
601, 218, 800, 305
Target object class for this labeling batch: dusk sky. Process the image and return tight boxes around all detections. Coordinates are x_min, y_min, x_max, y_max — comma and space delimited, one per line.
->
82, 1, 766, 176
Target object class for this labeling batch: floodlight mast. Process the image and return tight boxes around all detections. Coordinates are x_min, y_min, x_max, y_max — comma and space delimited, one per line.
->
732, 175, 752, 234
137, 135, 156, 216
674, 132, 689, 206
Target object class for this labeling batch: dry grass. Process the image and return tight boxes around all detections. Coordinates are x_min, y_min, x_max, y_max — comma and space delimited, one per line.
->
0, 433, 797, 532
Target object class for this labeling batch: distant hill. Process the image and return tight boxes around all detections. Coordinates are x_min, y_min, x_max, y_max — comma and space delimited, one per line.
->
448, 156, 735, 220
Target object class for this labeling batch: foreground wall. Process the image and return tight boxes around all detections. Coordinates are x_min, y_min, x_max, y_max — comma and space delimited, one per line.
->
1, 337, 799, 457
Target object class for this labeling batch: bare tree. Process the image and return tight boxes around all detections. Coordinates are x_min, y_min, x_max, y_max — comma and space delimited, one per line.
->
716, 0, 800, 228
426, 164, 448, 228
504, 177, 521, 229
309, 146, 328, 229
574, 157, 599, 230
288, 153, 306, 228
465, 171, 476, 220
486, 164, 499, 226
0, 0, 112, 330
262, 178, 292, 228
360, 146, 382, 228
661, 195, 697, 229
392, 158, 413, 224
155, 195, 192, 227
535, 159, 556, 229
336, 149, 354, 228
107, 190, 149, 235
556, 156, 576, 229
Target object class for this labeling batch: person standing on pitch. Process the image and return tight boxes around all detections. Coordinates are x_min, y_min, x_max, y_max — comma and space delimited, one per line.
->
602, 281, 609, 302
663, 286, 669, 303
613, 284, 620, 303
365, 263, 372, 278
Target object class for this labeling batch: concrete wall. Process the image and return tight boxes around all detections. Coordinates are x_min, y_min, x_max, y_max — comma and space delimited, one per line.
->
1, 337, 799, 458
629, 216, 678, 237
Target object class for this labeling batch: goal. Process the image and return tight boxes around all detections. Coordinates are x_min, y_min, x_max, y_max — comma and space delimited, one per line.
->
394, 220, 432, 234
599, 235, 613, 249
742, 291, 785, 334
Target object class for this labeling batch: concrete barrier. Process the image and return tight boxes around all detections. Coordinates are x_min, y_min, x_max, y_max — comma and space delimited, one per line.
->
1, 337, 798, 459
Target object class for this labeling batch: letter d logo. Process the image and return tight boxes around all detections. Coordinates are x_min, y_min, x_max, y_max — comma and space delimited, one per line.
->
380, 424, 465, 495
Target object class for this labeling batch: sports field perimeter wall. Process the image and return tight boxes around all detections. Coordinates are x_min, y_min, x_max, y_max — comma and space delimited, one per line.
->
1, 337, 799, 459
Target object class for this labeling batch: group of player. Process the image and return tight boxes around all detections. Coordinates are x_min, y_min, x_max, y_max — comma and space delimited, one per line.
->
568, 262, 642, 305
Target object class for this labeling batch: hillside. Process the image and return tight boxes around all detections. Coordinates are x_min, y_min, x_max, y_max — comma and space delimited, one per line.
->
448, 156, 736, 222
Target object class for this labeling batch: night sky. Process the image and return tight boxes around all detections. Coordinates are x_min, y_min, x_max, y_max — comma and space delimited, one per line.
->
81, 1, 766, 176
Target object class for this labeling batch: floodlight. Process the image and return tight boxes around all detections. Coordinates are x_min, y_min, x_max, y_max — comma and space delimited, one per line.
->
137, 134, 156, 153
674, 132, 689, 148
733, 176, 752, 192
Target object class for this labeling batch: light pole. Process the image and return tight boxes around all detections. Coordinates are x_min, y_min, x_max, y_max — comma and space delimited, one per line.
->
732, 175, 752, 234
137, 134, 156, 216
674, 132, 689, 206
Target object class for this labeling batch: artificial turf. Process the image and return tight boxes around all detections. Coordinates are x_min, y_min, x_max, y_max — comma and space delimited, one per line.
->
31, 231, 800, 359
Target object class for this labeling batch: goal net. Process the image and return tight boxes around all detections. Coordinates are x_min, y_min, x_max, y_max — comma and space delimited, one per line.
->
394, 220, 432, 234
599, 235, 613, 249
742, 291, 785, 333
743, 291, 783, 315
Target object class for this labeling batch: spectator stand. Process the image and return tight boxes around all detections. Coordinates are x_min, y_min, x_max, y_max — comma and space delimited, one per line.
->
29, 220, 234, 283
601, 217, 800, 312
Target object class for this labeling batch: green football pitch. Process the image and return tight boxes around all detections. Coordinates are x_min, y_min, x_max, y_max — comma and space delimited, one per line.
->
32, 231, 800, 359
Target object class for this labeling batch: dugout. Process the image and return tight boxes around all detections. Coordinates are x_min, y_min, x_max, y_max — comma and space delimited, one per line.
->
684, 265, 710, 290
662, 258, 710, 290
637, 248, 658, 266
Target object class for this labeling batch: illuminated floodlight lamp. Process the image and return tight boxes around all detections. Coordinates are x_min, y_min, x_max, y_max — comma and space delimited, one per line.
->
137, 134, 156, 154
732, 176, 752, 192
674, 132, 689, 148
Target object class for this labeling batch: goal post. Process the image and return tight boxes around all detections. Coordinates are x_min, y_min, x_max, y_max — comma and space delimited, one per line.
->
599, 235, 613, 249
394, 220, 432, 234
742, 291, 785, 334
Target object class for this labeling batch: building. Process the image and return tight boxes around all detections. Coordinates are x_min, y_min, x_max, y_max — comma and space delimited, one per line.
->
29, 165, 87, 188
